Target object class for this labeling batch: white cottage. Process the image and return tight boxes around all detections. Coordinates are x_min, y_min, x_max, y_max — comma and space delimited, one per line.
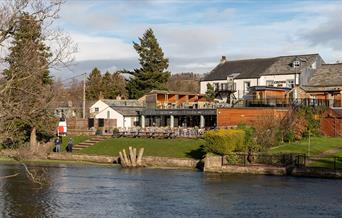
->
200, 54, 324, 103
89, 99, 144, 128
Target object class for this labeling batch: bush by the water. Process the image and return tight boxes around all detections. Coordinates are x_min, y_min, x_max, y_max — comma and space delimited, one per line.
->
203, 129, 246, 155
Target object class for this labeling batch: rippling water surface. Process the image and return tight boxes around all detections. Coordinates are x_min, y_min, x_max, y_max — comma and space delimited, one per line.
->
0, 163, 341, 217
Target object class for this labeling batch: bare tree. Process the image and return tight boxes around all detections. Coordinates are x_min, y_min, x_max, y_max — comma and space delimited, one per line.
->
0, 0, 76, 151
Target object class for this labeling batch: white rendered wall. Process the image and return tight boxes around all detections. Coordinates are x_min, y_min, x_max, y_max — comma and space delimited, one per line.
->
234, 78, 258, 99
90, 100, 124, 127
200, 80, 226, 94
259, 74, 296, 87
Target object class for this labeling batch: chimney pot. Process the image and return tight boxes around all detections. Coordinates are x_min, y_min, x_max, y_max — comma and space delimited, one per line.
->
220, 56, 227, 64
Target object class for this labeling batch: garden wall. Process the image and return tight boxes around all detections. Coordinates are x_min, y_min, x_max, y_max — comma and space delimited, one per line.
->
320, 118, 342, 136
203, 155, 287, 175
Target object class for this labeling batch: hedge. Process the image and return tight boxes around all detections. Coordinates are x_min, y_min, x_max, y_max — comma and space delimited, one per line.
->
203, 129, 246, 155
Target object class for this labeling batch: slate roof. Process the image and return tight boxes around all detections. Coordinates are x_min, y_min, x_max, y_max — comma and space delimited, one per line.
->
306, 64, 342, 87
102, 99, 144, 107
203, 54, 319, 81
111, 106, 143, 116
148, 90, 204, 96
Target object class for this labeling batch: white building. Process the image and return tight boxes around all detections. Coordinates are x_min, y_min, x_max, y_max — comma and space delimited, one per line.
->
200, 54, 324, 103
89, 99, 144, 128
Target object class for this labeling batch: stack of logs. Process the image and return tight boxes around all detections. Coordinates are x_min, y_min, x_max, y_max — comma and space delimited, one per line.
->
119, 147, 144, 168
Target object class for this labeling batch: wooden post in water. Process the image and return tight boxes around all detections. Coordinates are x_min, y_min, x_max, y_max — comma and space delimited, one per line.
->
119, 147, 144, 168
137, 148, 144, 166
119, 151, 126, 167
133, 148, 137, 167
122, 149, 129, 166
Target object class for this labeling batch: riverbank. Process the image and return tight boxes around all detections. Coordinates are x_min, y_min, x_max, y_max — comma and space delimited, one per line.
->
47, 153, 200, 169
1, 153, 342, 179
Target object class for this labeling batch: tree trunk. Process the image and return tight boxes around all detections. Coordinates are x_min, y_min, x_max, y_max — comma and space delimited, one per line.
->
30, 127, 37, 150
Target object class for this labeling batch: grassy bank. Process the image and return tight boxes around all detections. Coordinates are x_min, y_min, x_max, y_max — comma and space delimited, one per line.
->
270, 137, 342, 168
78, 138, 205, 159
270, 137, 342, 157
60, 135, 90, 151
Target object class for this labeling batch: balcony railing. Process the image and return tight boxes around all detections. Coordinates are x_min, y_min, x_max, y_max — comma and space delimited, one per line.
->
215, 83, 236, 92
231, 98, 331, 108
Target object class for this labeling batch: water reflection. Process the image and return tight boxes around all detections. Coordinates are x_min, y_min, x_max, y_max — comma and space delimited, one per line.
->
0, 163, 341, 217
1, 164, 54, 217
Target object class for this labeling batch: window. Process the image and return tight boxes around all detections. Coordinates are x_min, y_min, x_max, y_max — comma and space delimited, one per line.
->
244, 81, 251, 94
293, 60, 301, 68
266, 80, 274, 87
221, 83, 227, 91
94, 107, 99, 112
286, 79, 295, 88
98, 119, 104, 127
214, 83, 219, 90
107, 111, 110, 119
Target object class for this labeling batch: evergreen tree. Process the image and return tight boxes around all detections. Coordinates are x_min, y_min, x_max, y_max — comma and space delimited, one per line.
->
127, 28, 170, 99
86, 67, 103, 100
1, 13, 55, 147
205, 84, 216, 101
109, 72, 128, 99
101, 71, 112, 99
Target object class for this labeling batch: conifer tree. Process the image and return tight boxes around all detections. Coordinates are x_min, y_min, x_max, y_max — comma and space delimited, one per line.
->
86, 67, 103, 100
127, 28, 170, 99
107, 72, 127, 99
205, 84, 216, 101
1, 13, 55, 148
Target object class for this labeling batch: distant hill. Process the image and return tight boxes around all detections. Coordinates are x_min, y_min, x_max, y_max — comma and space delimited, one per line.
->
167, 72, 203, 93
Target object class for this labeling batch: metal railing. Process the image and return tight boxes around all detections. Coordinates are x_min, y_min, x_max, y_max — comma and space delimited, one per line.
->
231, 98, 331, 108
215, 83, 236, 92
301, 156, 342, 170
222, 153, 342, 170
222, 153, 297, 167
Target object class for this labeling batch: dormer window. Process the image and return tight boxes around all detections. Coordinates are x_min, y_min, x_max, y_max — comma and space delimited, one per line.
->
293, 60, 301, 68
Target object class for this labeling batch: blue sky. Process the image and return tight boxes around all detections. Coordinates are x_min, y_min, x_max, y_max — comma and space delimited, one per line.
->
55, 0, 342, 78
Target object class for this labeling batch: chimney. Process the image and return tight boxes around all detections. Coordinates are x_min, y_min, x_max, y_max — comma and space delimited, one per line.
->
98, 91, 104, 100
220, 56, 227, 64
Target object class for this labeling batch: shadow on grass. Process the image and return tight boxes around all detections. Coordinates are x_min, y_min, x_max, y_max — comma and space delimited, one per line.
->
186, 145, 206, 160
309, 158, 342, 169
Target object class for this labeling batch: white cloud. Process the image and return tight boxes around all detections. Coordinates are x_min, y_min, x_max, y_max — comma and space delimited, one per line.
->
54, 0, 342, 77
71, 33, 137, 61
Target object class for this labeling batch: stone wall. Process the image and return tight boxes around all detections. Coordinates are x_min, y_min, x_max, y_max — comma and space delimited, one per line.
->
204, 155, 287, 175
143, 156, 199, 168
48, 153, 118, 164
48, 153, 199, 169
291, 167, 342, 179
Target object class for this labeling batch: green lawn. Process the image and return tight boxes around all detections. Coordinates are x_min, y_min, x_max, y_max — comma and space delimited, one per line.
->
270, 137, 342, 157
58, 135, 90, 151
78, 138, 205, 159
308, 157, 342, 169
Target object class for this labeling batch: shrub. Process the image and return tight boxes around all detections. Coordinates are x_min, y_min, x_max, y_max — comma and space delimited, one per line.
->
252, 114, 282, 149
203, 129, 246, 155
225, 153, 243, 164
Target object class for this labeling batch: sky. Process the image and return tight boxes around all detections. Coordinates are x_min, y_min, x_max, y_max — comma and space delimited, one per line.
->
54, 0, 342, 79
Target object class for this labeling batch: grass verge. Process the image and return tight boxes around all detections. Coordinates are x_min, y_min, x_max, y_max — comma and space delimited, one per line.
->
270, 137, 342, 157
78, 137, 205, 159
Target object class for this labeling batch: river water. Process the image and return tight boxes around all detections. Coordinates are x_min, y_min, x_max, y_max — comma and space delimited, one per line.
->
0, 163, 341, 218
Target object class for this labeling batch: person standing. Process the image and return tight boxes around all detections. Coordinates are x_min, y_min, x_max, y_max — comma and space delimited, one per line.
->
54, 137, 61, 152
66, 138, 73, 152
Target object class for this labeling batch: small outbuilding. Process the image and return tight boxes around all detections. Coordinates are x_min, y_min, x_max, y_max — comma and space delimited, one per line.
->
89, 99, 144, 129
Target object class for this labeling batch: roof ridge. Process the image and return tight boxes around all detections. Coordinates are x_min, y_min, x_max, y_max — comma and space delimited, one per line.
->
322, 63, 342, 66
276, 53, 319, 58
218, 53, 318, 64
